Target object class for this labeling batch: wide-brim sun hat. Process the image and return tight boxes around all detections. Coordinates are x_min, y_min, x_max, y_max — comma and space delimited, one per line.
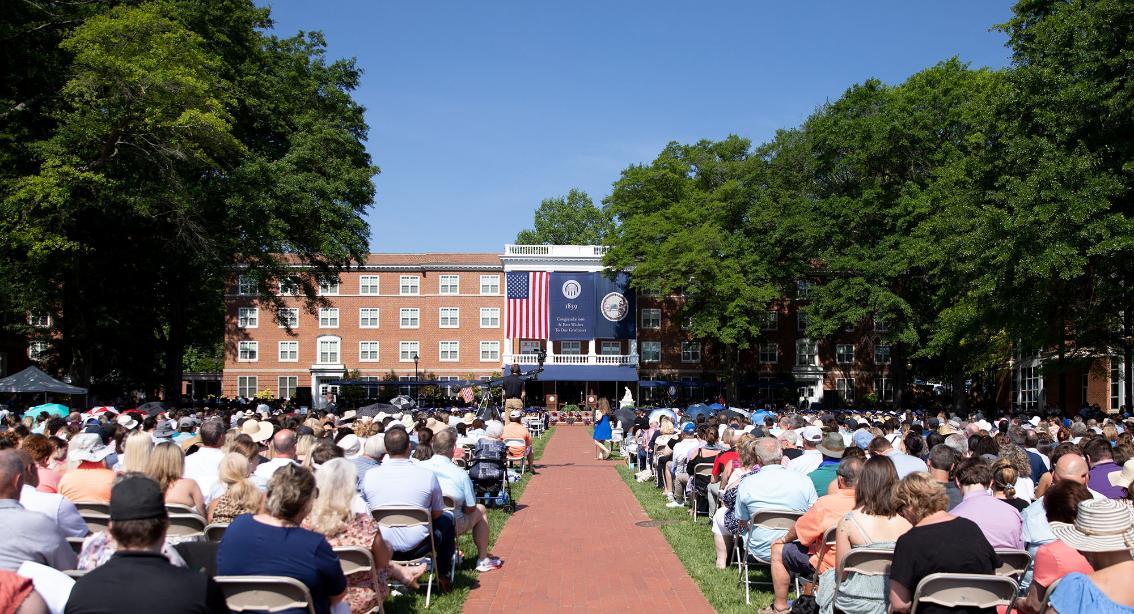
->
239, 418, 274, 443
462, 412, 476, 425
816, 433, 846, 458
1050, 498, 1134, 552
116, 414, 139, 430
1108, 459, 1134, 490
68, 433, 113, 463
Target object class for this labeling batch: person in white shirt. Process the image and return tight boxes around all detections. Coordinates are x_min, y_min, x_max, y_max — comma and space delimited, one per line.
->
253, 430, 297, 482
786, 426, 824, 474
867, 436, 928, 478
17, 451, 87, 538
182, 419, 226, 499
665, 424, 704, 507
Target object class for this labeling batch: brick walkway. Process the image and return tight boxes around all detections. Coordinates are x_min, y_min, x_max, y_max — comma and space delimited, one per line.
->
463, 426, 713, 613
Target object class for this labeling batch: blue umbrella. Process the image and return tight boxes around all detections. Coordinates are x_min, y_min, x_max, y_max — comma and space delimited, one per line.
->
24, 403, 70, 419
708, 402, 725, 411
684, 403, 717, 421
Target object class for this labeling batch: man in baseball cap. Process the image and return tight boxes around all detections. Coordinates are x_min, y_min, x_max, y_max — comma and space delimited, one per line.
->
502, 409, 533, 472
787, 425, 825, 475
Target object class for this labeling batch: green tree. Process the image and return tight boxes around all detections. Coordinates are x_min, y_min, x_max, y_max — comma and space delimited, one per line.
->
515, 188, 613, 244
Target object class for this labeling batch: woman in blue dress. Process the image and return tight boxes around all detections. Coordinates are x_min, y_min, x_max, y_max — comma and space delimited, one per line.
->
593, 398, 613, 459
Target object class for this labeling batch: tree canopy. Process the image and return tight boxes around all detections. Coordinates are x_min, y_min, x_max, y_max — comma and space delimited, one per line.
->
515, 188, 613, 245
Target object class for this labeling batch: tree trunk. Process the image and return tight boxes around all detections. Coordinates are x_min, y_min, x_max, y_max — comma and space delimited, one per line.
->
951, 367, 967, 415
892, 345, 907, 409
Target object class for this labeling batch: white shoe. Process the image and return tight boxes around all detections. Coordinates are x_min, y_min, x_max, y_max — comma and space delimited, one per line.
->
666, 500, 685, 508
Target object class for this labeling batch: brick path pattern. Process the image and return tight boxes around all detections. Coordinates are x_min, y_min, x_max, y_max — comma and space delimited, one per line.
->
464, 426, 713, 613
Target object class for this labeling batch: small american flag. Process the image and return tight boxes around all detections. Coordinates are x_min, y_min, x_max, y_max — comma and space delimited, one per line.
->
459, 386, 476, 404
507, 271, 549, 339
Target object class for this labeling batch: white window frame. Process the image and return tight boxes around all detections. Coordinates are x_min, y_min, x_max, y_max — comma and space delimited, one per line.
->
318, 308, 339, 328
480, 307, 500, 328
600, 341, 621, 355
836, 344, 855, 365
439, 275, 459, 295
359, 275, 380, 295
439, 307, 460, 328
480, 341, 500, 362
278, 308, 299, 328
318, 277, 340, 296
27, 341, 49, 362
399, 275, 420, 296
519, 340, 541, 354
237, 376, 258, 398
797, 309, 809, 333
836, 378, 855, 402
759, 342, 778, 364
560, 341, 582, 355
237, 274, 255, 295
641, 341, 661, 363
875, 377, 894, 402
641, 308, 661, 330
480, 275, 500, 295
359, 308, 380, 329
317, 336, 341, 364
439, 340, 459, 362
278, 341, 298, 362
874, 344, 891, 365
797, 280, 812, 299
359, 341, 380, 362
278, 278, 299, 296
399, 308, 420, 329
238, 307, 258, 329
874, 316, 889, 333
278, 376, 298, 400
796, 338, 819, 367
399, 341, 420, 362
681, 342, 701, 364
762, 311, 779, 331
27, 314, 51, 328
238, 341, 259, 362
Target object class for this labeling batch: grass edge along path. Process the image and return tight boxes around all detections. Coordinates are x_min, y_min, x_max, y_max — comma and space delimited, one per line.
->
614, 462, 774, 614
385, 427, 556, 614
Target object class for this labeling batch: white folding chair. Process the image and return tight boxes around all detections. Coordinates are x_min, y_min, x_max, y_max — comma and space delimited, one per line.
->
214, 575, 316, 614
204, 522, 229, 542
994, 549, 1033, 582
370, 506, 442, 607
910, 573, 1018, 614
503, 438, 527, 474
736, 509, 804, 605
689, 463, 714, 522
166, 512, 207, 539
834, 547, 894, 607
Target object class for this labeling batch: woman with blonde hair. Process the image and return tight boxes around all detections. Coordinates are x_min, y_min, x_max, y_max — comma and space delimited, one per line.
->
145, 441, 205, 516
116, 430, 153, 474
302, 458, 425, 612
593, 398, 613, 459
295, 433, 316, 465
208, 453, 263, 524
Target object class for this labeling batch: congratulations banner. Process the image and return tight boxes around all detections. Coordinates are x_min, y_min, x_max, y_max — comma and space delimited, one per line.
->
549, 271, 595, 340
594, 272, 636, 339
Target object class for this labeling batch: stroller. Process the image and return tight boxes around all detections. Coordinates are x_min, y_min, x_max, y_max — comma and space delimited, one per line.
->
467, 439, 516, 512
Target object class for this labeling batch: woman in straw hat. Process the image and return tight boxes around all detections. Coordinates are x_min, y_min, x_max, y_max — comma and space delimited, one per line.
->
1045, 498, 1134, 612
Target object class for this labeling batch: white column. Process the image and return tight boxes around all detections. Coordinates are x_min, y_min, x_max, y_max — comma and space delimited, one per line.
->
588, 339, 596, 358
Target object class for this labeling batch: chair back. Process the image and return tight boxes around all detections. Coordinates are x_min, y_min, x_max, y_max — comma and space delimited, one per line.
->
333, 546, 375, 576
167, 512, 207, 538
454, 458, 468, 469
749, 509, 804, 531
204, 522, 229, 542
693, 462, 714, 477
64, 569, 86, 579
166, 503, 198, 515
72, 501, 110, 515
66, 536, 85, 556
442, 495, 457, 511
994, 549, 1032, 581
370, 505, 431, 529
79, 510, 111, 533
910, 573, 1018, 613
816, 525, 837, 562
214, 575, 316, 614
841, 548, 894, 577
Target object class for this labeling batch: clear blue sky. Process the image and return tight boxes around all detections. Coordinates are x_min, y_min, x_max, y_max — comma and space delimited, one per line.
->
260, 1, 1015, 253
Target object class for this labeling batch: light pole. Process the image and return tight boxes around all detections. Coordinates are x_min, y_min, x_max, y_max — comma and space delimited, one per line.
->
413, 353, 420, 408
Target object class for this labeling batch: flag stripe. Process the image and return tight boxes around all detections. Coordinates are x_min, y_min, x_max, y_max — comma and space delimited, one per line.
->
507, 271, 548, 340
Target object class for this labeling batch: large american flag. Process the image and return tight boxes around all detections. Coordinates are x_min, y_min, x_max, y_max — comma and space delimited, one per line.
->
507, 271, 549, 339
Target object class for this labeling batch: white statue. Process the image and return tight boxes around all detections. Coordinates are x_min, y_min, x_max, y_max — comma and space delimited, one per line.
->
620, 386, 634, 408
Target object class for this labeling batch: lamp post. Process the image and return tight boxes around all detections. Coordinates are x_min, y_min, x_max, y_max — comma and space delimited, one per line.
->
413, 353, 420, 408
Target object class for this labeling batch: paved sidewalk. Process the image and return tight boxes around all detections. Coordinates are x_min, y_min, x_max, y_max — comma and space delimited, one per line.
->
464, 426, 713, 613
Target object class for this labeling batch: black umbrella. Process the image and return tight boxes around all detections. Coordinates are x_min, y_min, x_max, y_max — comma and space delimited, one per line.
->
614, 406, 636, 430
357, 402, 398, 417
137, 401, 168, 417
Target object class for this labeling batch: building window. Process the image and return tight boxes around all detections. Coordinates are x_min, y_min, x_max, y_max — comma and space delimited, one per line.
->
359, 308, 380, 329
796, 339, 818, 367
762, 311, 779, 331
399, 308, 420, 329
836, 344, 855, 365
682, 317, 693, 331
874, 344, 891, 365
759, 343, 778, 364
439, 307, 459, 328
875, 378, 894, 402
561, 341, 582, 355
278, 278, 299, 295
797, 280, 812, 300
480, 308, 500, 328
1020, 364, 1040, 410
797, 309, 809, 333
28, 314, 50, 328
27, 342, 48, 362
318, 337, 340, 364
836, 378, 855, 402
399, 341, 419, 362
318, 277, 339, 296
439, 275, 459, 295
359, 275, 380, 295
318, 308, 339, 328
641, 341, 661, 363
480, 341, 500, 362
480, 275, 500, 295
601, 341, 621, 355
1112, 359, 1123, 410
399, 275, 419, 296
874, 316, 889, 333
237, 376, 257, 398
439, 375, 459, 397
519, 340, 541, 354
681, 342, 701, 363
278, 376, 298, 400
238, 307, 258, 329
440, 341, 459, 362
359, 341, 380, 362
278, 308, 299, 328
237, 274, 256, 295
399, 376, 413, 397
278, 341, 298, 362
641, 308, 661, 330
238, 341, 258, 362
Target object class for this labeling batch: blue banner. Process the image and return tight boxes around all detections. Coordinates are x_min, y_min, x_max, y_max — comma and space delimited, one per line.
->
549, 272, 595, 340
595, 272, 637, 339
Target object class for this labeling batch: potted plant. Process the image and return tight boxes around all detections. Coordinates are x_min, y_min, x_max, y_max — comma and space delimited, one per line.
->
563, 404, 579, 424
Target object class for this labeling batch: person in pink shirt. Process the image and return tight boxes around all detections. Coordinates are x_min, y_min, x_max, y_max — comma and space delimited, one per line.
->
950, 457, 1024, 549
1013, 479, 1094, 614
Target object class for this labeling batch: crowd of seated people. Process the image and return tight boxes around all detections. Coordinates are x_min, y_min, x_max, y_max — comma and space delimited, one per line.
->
0, 403, 539, 612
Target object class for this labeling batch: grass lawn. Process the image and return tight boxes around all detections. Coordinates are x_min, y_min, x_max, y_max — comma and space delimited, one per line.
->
385, 427, 556, 614
614, 463, 774, 614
